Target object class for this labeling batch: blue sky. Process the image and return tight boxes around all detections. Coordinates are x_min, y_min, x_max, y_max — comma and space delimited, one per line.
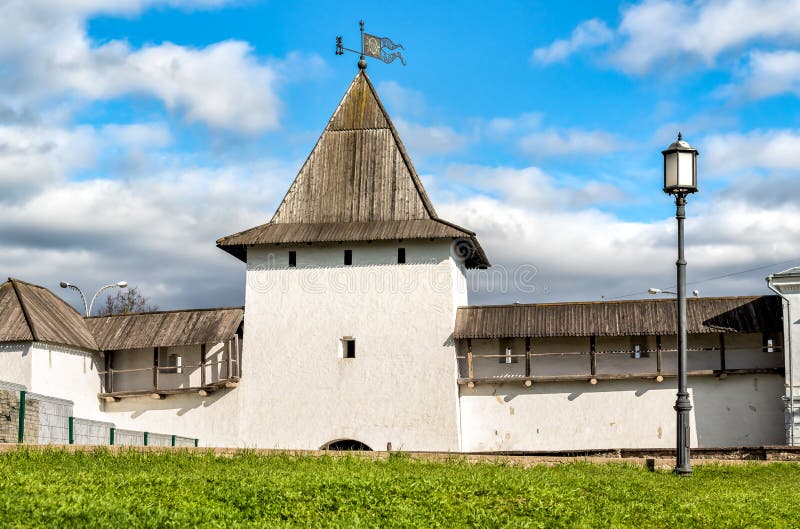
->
2, 0, 800, 311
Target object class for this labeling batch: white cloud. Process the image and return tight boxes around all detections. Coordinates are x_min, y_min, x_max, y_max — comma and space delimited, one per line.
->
518, 129, 619, 157
532, 19, 613, 65
703, 129, 800, 174
728, 50, 800, 100
0, 146, 296, 310
376, 81, 427, 118
442, 164, 626, 210
535, 1, 800, 75
394, 118, 468, 158
484, 113, 543, 136
436, 176, 800, 304
0, 0, 313, 134
0, 123, 99, 199
614, 0, 800, 74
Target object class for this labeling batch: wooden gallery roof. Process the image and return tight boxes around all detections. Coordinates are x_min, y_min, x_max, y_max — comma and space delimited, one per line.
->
217, 70, 489, 269
454, 296, 783, 339
85, 307, 244, 351
0, 278, 98, 350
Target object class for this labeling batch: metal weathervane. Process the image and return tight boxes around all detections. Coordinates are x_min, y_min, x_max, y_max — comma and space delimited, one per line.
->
336, 20, 406, 69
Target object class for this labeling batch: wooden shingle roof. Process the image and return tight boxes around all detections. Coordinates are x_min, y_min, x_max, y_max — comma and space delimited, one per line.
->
86, 307, 243, 351
0, 278, 98, 350
454, 296, 783, 339
217, 70, 489, 268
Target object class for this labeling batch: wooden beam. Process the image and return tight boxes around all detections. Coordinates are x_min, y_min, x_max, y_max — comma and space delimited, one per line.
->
200, 343, 206, 388
467, 339, 474, 380
525, 337, 531, 378
98, 379, 239, 399
656, 335, 663, 374
590, 336, 597, 376
456, 367, 783, 386
153, 347, 159, 392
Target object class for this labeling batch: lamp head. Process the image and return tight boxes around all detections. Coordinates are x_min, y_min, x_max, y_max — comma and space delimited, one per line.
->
662, 132, 699, 195
647, 288, 662, 295
117, 281, 128, 288
59, 281, 70, 289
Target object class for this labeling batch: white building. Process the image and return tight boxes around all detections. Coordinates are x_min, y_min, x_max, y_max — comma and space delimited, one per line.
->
0, 69, 795, 450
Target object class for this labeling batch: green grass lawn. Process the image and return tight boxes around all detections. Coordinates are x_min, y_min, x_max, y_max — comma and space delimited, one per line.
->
2, 449, 800, 528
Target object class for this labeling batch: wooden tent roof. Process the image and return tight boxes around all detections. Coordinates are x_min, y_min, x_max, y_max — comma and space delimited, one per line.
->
217, 70, 489, 268
0, 278, 98, 350
454, 296, 783, 339
86, 307, 243, 351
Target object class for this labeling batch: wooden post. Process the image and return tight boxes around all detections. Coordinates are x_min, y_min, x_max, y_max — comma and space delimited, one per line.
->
656, 335, 663, 373
233, 334, 240, 378
590, 336, 597, 376
719, 333, 726, 375
153, 347, 159, 392
525, 337, 531, 377
200, 343, 206, 388
467, 339, 474, 380
226, 339, 233, 380
105, 351, 113, 393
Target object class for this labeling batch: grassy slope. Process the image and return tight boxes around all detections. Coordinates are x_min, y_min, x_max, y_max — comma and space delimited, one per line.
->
1, 449, 799, 528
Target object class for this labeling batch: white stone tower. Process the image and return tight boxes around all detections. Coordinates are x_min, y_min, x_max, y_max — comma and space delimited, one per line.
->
217, 69, 489, 451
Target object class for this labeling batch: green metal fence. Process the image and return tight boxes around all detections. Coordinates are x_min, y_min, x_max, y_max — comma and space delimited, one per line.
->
1, 381, 198, 448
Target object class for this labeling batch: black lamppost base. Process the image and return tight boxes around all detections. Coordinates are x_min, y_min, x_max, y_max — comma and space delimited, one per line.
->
674, 394, 693, 475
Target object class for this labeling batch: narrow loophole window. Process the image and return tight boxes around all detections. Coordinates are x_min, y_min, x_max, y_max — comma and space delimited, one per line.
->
344, 249, 352, 266
289, 251, 296, 267
341, 338, 356, 359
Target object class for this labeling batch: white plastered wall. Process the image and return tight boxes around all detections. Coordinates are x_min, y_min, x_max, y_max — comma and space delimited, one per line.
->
239, 240, 466, 451
0, 342, 32, 388
459, 375, 785, 451
100, 390, 241, 446
28, 342, 103, 420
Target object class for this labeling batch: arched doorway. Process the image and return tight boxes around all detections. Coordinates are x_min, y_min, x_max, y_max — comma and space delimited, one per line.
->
321, 439, 373, 451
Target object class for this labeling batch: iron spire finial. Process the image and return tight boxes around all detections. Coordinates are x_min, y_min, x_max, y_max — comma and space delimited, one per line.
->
677, 131, 682, 141
358, 19, 366, 69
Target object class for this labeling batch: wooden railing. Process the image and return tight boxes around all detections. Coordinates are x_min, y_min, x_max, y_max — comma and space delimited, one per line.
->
98, 338, 241, 401
457, 336, 783, 387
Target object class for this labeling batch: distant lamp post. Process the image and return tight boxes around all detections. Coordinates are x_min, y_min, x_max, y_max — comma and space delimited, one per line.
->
662, 131, 699, 476
60, 281, 128, 317
648, 288, 699, 297
648, 288, 676, 295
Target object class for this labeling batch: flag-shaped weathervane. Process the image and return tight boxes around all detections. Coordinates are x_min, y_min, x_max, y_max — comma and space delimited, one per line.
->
336, 20, 406, 68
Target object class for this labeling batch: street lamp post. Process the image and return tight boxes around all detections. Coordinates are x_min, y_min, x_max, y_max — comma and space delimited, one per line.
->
662, 132, 699, 476
60, 281, 128, 317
